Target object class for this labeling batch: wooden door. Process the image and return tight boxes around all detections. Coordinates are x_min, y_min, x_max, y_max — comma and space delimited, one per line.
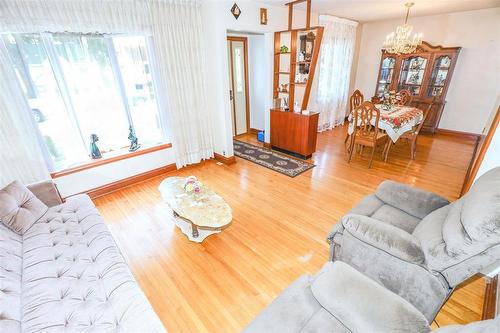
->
227, 37, 250, 136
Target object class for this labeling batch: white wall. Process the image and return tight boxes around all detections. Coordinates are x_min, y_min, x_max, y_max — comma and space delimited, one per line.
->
54, 147, 175, 197
353, 7, 500, 134
201, 0, 318, 156
476, 123, 500, 179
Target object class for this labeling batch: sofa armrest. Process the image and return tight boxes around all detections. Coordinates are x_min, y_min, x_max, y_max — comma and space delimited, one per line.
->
27, 180, 63, 208
311, 261, 430, 333
375, 180, 449, 219
342, 214, 425, 264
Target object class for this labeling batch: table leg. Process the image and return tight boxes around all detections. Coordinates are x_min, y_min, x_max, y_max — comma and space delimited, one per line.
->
191, 224, 199, 238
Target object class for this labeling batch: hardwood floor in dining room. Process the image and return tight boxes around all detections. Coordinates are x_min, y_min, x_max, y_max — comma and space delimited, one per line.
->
94, 126, 483, 332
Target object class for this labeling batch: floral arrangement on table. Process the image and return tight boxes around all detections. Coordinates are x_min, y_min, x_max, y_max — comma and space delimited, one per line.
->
183, 176, 203, 195
382, 90, 399, 110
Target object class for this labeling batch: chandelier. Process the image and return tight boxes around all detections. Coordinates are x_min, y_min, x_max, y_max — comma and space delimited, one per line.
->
383, 2, 423, 54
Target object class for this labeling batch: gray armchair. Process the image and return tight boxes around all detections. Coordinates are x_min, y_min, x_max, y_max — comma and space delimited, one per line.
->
327, 167, 500, 322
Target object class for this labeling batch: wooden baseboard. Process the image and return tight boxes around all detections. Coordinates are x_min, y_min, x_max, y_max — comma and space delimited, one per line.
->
249, 128, 261, 134
436, 128, 482, 140
85, 163, 177, 199
482, 275, 498, 320
214, 153, 236, 165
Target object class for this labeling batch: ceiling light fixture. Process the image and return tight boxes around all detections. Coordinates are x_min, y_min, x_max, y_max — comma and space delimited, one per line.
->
383, 2, 423, 54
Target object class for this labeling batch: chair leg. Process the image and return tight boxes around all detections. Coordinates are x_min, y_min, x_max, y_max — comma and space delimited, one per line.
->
344, 133, 350, 144
368, 146, 375, 168
411, 137, 417, 159
384, 140, 391, 162
348, 139, 355, 163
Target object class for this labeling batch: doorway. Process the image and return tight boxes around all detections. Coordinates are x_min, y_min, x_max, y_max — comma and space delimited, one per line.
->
227, 36, 250, 136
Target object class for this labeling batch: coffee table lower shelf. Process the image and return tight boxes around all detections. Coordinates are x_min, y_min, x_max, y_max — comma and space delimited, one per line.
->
172, 210, 224, 243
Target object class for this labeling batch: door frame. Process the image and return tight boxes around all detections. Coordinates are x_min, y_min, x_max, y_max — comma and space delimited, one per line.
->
227, 36, 250, 136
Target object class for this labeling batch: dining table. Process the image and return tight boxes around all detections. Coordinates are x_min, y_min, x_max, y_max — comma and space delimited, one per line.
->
348, 104, 424, 142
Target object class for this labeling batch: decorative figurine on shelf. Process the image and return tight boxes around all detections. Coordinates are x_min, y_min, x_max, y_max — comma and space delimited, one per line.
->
127, 126, 141, 152
279, 45, 289, 53
283, 96, 289, 111
89, 134, 102, 159
298, 51, 305, 62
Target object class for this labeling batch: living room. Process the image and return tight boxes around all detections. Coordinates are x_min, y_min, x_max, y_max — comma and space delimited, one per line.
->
1, 0, 499, 332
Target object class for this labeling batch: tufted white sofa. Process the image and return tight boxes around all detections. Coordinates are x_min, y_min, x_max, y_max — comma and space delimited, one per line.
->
0, 180, 166, 332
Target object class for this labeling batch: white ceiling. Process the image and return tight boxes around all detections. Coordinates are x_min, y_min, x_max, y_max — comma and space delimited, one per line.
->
261, 0, 500, 22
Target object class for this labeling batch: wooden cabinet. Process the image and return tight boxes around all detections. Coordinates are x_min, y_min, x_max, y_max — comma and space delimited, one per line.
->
374, 42, 461, 133
270, 109, 319, 158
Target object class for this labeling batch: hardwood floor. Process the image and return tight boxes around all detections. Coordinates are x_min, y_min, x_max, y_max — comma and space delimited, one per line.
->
94, 126, 483, 332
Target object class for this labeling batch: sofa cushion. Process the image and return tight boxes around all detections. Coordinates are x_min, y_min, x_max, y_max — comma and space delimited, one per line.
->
0, 223, 23, 332
461, 167, 500, 241
20, 194, 165, 332
0, 180, 47, 235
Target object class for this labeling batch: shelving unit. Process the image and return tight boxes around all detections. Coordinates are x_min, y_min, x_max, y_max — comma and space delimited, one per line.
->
269, 0, 322, 159
273, 26, 323, 112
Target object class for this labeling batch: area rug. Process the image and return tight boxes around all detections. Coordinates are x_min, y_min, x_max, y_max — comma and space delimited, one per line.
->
233, 140, 315, 177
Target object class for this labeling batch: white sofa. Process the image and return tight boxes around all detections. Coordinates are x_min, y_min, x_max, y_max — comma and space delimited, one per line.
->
0, 180, 165, 332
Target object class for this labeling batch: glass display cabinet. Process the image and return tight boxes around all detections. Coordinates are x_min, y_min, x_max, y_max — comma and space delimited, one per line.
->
374, 42, 461, 133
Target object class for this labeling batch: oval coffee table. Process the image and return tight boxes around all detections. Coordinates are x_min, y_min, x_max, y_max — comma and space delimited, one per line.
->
159, 177, 232, 242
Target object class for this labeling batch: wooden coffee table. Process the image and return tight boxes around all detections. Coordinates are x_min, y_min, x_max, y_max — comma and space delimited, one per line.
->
159, 177, 232, 242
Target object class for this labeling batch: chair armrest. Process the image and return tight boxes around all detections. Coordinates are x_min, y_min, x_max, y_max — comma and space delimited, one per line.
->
311, 261, 430, 333
376, 180, 449, 219
27, 180, 63, 207
342, 214, 425, 264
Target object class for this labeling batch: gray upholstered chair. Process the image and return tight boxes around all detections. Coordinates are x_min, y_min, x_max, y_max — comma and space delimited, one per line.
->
244, 260, 500, 332
327, 167, 500, 322
244, 261, 431, 333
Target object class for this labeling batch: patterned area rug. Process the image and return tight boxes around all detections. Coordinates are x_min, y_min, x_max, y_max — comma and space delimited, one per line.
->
233, 140, 315, 177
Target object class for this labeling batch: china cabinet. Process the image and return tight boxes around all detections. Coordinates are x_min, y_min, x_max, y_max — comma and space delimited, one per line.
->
374, 41, 461, 133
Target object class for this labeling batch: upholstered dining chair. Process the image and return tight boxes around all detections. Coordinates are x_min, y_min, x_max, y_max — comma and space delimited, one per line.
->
398, 89, 412, 105
348, 101, 390, 168
344, 89, 364, 145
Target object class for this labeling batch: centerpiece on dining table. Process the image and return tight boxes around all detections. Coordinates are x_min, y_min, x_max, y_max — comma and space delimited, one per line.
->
381, 90, 401, 111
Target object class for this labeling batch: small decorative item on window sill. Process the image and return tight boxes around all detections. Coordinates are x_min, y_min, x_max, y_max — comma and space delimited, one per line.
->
279, 45, 289, 53
127, 126, 141, 152
231, 3, 241, 20
89, 134, 102, 159
260, 8, 268, 25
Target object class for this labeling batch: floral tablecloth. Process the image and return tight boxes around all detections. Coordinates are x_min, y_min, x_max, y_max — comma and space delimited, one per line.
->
348, 104, 423, 142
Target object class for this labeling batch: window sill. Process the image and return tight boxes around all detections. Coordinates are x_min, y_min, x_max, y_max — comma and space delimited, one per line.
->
50, 143, 172, 179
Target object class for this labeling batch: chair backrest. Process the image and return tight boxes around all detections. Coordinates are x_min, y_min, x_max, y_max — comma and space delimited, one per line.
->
350, 90, 364, 113
414, 99, 434, 135
352, 101, 380, 141
371, 96, 382, 104
398, 89, 412, 106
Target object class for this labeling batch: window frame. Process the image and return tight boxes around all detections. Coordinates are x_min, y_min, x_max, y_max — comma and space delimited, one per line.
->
2, 31, 168, 172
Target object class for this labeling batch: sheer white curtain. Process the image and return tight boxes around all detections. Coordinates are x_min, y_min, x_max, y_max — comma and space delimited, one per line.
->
0, 0, 213, 170
0, 43, 50, 186
150, 1, 214, 167
311, 15, 358, 132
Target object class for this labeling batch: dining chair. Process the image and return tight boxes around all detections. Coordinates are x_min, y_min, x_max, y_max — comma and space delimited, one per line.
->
348, 101, 390, 168
344, 89, 364, 145
398, 89, 412, 105
399, 100, 434, 159
371, 96, 382, 104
